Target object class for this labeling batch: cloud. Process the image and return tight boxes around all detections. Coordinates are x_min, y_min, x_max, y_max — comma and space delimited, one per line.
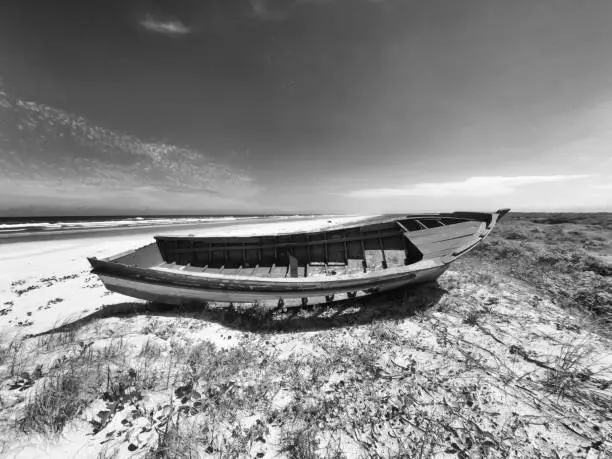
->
0, 85, 260, 213
139, 14, 191, 36
345, 175, 592, 198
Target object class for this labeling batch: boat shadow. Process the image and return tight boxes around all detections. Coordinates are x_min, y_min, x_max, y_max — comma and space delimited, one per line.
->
40, 282, 446, 336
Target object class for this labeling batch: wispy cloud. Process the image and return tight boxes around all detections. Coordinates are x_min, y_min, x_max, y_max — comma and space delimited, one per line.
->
139, 14, 191, 36
346, 175, 592, 198
0, 86, 259, 213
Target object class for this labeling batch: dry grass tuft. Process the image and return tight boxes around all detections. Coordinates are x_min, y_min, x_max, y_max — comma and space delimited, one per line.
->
543, 339, 612, 413
19, 371, 86, 436
280, 426, 320, 459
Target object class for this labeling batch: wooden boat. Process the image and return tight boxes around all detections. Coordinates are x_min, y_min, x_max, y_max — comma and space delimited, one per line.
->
88, 209, 510, 308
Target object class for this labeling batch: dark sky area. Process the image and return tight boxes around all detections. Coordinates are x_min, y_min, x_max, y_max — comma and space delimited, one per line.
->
0, 0, 610, 214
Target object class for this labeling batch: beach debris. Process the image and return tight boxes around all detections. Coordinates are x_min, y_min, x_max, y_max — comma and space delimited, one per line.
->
39, 273, 80, 287
8, 373, 34, 391
13, 285, 41, 296
38, 298, 63, 310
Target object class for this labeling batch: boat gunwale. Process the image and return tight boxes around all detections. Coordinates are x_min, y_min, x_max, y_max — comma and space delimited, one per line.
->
152, 212, 489, 241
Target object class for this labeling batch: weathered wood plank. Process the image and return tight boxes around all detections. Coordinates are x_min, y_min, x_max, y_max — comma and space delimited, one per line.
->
419, 234, 475, 255
323, 232, 328, 263
411, 231, 480, 252
347, 259, 365, 274
360, 239, 367, 267
308, 264, 328, 277
407, 221, 482, 241
158, 236, 262, 244
384, 249, 406, 268
288, 254, 299, 278
165, 230, 403, 254
327, 265, 347, 276
269, 265, 288, 278
359, 222, 397, 233
378, 232, 387, 269
364, 250, 385, 271
364, 236, 384, 271
420, 247, 459, 259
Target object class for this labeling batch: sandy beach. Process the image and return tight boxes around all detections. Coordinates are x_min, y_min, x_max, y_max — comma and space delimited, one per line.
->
0, 214, 610, 458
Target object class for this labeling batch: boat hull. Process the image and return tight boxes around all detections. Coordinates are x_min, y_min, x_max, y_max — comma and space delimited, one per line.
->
97, 264, 448, 306
88, 209, 509, 307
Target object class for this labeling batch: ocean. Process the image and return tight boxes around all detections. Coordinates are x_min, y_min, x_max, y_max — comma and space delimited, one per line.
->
0, 215, 313, 238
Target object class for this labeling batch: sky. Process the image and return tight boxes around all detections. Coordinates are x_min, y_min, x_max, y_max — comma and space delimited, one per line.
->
0, 0, 611, 215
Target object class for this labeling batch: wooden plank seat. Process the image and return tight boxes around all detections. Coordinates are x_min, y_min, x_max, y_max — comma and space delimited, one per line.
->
347, 259, 366, 274
269, 265, 289, 278
364, 250, 386, 271
326, 265, 346, 276
307, 264, 328, 277
385, 249, 407, 267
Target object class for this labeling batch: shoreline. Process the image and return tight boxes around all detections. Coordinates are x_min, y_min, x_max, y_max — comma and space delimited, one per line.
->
0, 215, 328, 245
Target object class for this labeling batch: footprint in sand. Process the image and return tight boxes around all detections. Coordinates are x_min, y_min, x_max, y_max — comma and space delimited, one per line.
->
12, 283, 41, 296
39, 273, 81, 287
37, 298, 64, 311
1, 302, 13, 315
17, 286, 40, 296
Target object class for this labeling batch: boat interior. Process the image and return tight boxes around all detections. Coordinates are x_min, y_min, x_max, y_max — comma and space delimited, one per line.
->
106, 216, 486, 279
